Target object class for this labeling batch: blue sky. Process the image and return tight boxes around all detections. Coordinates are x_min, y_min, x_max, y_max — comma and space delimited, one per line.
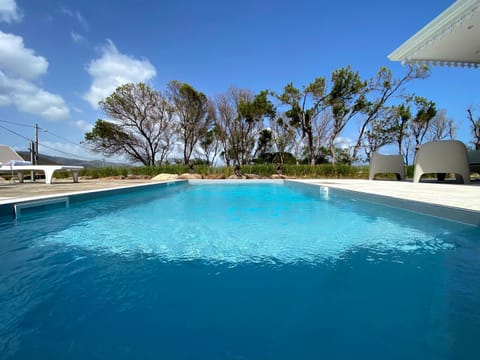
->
0, 0, 478, 162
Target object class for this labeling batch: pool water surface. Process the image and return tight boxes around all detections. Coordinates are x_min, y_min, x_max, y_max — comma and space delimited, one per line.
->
0, 181, 479, 359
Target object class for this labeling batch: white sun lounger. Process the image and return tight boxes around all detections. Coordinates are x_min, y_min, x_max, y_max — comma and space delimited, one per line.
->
413, 140, 470, 184
0, 145, 83, 184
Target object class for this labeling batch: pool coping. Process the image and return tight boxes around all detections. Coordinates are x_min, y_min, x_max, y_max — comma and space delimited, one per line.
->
0, 180, 188, 218
287, 180, 480, 226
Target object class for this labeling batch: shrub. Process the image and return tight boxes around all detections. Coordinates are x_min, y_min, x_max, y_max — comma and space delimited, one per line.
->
79, 164, 369, 179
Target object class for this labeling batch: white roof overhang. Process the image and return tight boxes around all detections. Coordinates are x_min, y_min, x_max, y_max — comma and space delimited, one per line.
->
388, 0, 480, 68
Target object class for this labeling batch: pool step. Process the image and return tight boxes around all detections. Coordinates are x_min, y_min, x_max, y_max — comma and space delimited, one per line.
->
14, 197, 69, 219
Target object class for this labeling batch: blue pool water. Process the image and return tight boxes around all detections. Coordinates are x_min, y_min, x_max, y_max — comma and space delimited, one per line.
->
1, 181, 479, 359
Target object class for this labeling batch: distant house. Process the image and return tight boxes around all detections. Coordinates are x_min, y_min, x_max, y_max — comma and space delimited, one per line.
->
388, 0, 480, 68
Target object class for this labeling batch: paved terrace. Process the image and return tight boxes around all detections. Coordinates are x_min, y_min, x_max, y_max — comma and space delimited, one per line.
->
295, 179, 480, 213
0, 178, 155, 204
1, 178, 479, 223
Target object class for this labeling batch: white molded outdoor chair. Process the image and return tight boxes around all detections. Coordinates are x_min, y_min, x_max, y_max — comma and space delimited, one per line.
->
413, 140, 470, 184
369, 152, 405, 180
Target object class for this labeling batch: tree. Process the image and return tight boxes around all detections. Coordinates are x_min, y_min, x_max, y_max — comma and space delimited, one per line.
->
362, 107, 399, 161
276, 78, 327, 165
311, 109, 332, 163
214, 87, 275, 166
236, 90, 276, 165
426, 109, 456, 141
467, 107, 480, 150
84, 83, 174, 166
214, 89, 238, 167
198, 124, 222, 166
269, 115, 296, 165
391, 103, 411, 163
382, 95, 436, 165
351, 65, 429, 162
325, 66, 368, 164
255, 128, 274, 161
408, 96, 437, 153
167, 81, 213, 164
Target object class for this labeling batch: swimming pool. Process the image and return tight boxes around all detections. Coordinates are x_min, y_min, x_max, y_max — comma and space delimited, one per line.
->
1, 180, 479, 359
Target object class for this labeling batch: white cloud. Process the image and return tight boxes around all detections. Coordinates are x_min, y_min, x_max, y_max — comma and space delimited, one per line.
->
15, 86, 69, 120
0, 93, 10, 105
84, 40, 156, 108
61, 7, 74, 17
0, 0, 22, 23
0, 71, 70, 120
62, 7, 89, 31
334, 136, 354, 149
0, 31, 70, 120
73, 119, 93, 132
76, 11, 89, 31
0, 31, 48, 80
71, 31, 86, 44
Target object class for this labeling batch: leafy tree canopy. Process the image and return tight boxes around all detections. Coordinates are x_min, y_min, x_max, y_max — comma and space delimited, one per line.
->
84, 82, 173, 166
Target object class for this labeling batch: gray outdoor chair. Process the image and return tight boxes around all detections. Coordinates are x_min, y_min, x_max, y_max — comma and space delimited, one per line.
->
469, 150, 480, 175
369, 152, 405, 180
413, 140, 470, 184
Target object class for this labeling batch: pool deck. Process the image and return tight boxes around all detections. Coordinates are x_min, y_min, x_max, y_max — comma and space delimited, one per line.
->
0, 178, 159, 205
293, 179, 480, 213
1, 178, 479, 223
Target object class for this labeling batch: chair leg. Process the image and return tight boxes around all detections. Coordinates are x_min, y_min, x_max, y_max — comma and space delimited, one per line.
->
455, 173, 470, 184
413, 169, 422, 183
43, 169, 55, 184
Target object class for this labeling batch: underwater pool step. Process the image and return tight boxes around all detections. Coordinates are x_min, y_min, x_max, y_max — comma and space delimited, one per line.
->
14, 197, 70, 219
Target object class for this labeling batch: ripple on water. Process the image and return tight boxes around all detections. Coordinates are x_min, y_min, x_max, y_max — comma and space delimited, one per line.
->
29, 184, 464, 265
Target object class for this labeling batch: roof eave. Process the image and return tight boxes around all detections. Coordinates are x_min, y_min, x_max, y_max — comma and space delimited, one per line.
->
388, 0, 480, 63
